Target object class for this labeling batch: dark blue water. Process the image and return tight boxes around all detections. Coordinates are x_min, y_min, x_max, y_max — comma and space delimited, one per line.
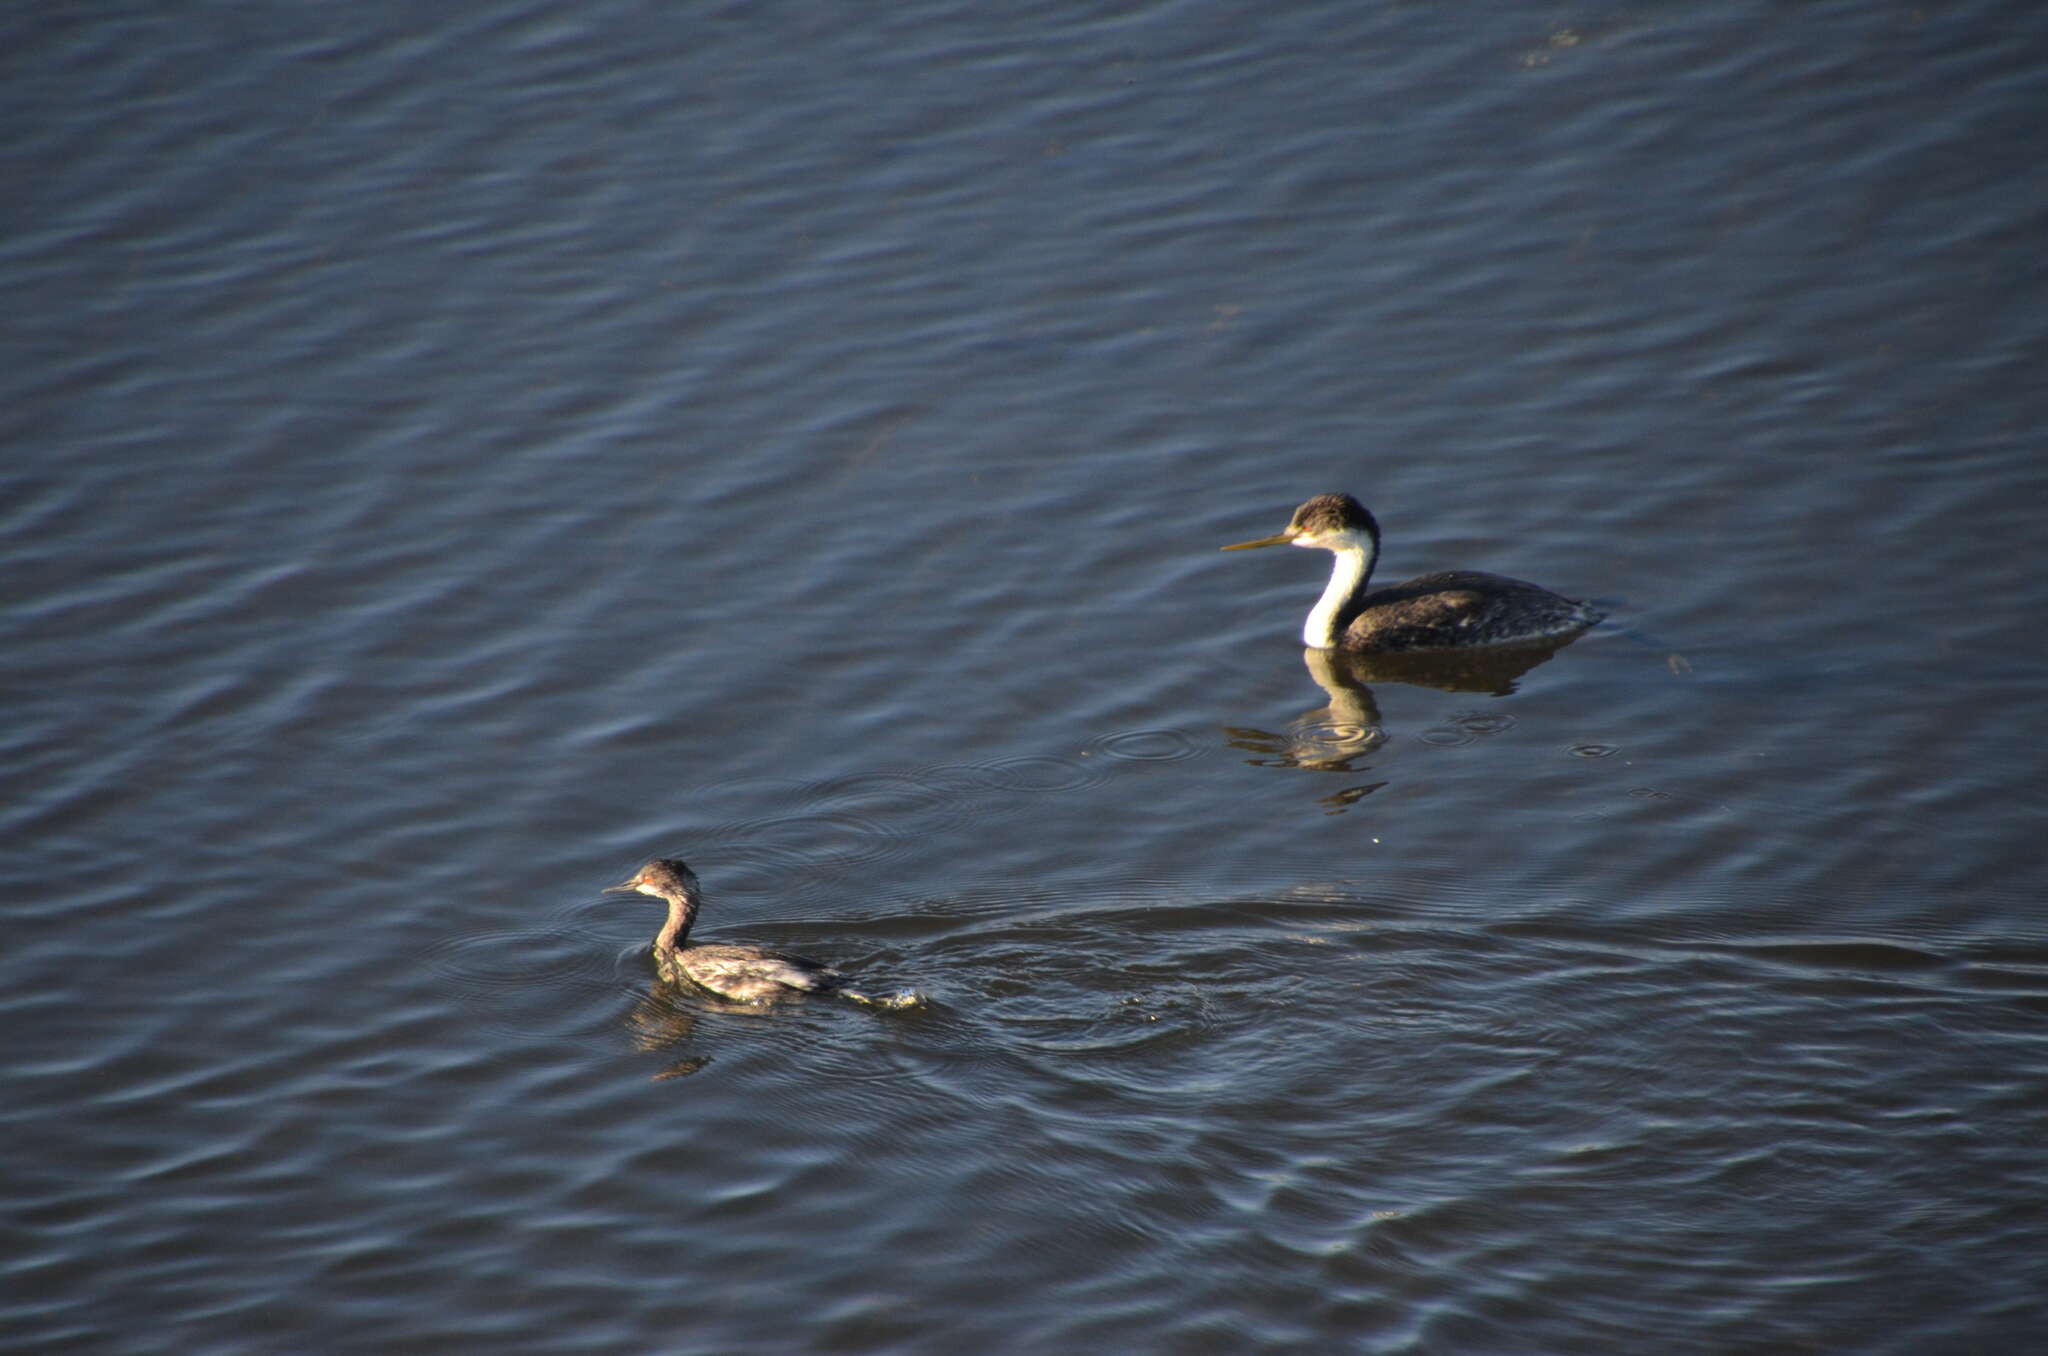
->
9, 2, 2048, 1351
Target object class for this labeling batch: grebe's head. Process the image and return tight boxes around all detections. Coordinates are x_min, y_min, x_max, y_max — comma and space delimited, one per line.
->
1222, 493, 1379, 553
604, 858, 701, 899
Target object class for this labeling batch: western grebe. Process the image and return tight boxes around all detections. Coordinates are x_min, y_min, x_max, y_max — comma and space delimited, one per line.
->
1223, 493, 1601, 652
606, 859, 915, 1007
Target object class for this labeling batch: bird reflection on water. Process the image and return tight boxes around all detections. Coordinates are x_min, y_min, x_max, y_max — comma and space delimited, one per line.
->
1226, 643, 1577, 812
625, 996, 712, 1081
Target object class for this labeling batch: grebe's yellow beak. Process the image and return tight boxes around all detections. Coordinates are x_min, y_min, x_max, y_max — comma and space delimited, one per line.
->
1220, 530, 1295, 551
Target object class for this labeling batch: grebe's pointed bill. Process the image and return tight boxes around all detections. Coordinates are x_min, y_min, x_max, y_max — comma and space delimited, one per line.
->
602, 880, 638, 893
1221, 530, 1296, 551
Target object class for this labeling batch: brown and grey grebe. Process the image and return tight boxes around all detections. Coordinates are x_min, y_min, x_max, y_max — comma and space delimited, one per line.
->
606, 858, 916, 1007
1223, 493, 1601, 652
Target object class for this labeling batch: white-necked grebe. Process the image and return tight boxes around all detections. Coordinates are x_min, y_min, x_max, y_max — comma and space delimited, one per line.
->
606, 858, 915, 1007
1223, 492, 1602, 652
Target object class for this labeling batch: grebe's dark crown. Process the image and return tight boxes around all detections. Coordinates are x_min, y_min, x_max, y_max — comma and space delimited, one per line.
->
1289, 493, 1378, 538
605, 857, 700, 895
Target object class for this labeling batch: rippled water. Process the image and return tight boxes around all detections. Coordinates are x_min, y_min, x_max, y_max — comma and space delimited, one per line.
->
9, 1, 2048, 1351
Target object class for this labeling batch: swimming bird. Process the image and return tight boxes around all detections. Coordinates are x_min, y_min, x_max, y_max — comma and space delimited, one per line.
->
605, 858, 915, 1007
1223, 493, 1602, 652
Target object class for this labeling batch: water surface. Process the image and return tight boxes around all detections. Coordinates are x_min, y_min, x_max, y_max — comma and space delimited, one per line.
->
8, 2, 2048, 1351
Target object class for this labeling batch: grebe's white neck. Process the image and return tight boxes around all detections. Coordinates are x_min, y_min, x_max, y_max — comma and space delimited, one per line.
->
1299, 527, 1378, 649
